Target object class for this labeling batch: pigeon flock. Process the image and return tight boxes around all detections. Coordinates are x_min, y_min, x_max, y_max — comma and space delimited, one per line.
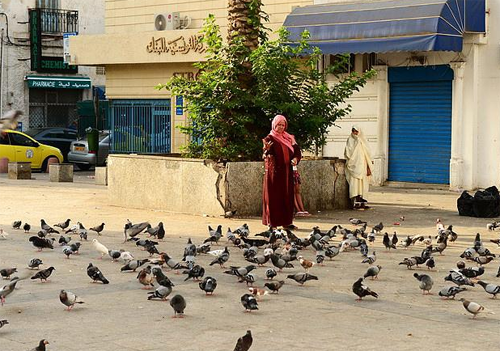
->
1, 214, 500, 350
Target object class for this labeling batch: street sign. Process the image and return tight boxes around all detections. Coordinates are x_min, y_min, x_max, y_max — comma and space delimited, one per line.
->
176, 95, 184, 115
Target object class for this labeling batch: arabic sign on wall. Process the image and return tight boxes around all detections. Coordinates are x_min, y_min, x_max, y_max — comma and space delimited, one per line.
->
146, 34, 206, 55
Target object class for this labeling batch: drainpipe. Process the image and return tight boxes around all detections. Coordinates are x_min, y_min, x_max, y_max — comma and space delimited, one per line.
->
0, 28, 4, 117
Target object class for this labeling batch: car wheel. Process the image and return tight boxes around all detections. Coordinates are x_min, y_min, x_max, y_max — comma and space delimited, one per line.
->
76, 163, 91, 171
41, 157, 60, 172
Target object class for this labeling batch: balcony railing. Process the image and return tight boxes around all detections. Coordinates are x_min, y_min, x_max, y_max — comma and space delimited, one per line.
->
39, 8, 78, 34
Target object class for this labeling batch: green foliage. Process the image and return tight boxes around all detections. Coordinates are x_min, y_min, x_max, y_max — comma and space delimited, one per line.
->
157, 15, 375, 161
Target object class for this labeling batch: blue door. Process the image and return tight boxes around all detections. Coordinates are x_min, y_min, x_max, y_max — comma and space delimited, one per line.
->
388, 65, 453, 184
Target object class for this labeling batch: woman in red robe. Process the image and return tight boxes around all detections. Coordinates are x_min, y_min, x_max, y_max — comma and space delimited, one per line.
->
262, 115, 301, 229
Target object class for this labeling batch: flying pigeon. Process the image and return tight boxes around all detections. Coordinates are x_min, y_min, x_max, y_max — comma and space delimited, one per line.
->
199, 276, 217, 295
89, 223, 105, 235
59, 289, 84, 311
413, 273, 433, 295
87, 263, 109, 284
31, 267, 55, 282
352, 278, 378, 301
240, 293, 258, 312
170, 294, 186, 318
233, 330, 253, 351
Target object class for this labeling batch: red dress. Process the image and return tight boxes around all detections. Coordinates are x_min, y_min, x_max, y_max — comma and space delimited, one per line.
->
262, 134, 301, 227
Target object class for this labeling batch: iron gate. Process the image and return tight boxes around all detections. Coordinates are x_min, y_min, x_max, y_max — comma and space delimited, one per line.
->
110, 100, 171, 154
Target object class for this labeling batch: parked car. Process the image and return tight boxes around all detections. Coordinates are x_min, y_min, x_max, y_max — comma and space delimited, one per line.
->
25, 128, 78, 162
0, 130, 64, 171
68, 131, 110, 170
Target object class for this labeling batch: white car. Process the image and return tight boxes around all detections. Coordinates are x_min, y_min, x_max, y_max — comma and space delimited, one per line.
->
67, 131, 110, 170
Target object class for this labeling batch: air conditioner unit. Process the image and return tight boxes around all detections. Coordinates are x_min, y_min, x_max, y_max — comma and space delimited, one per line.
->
154, 12, 180, 31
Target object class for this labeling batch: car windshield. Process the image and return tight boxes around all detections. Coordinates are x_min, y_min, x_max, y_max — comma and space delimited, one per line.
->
24, 129, 43, 137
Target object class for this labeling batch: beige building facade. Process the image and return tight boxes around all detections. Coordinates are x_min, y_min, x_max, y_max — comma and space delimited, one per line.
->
70, 0, 313, 153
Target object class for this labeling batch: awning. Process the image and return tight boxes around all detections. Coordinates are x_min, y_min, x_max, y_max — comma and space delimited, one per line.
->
25, 75, 91, 89
284, 0, 486, 54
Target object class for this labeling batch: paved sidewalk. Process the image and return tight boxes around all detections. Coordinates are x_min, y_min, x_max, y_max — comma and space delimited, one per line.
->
0, 175, 499, 350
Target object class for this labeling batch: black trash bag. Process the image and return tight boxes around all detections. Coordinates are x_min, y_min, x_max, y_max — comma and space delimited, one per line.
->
457, 191, 475, 217
473, 186, 500, 218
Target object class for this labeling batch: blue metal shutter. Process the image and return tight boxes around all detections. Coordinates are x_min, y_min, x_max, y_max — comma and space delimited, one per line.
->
388, 67, 452, 184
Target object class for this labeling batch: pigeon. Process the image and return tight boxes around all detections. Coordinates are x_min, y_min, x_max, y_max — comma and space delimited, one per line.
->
224, 265, 256, 278
286, 273, 318, 285
414, 273, 433, 295
234, 223, 250, 237
147, 284, 172, 301
468, 256, 494, 266
87, 263, 109, 284
59, 289, 84, 311
196, 243, 211, 254
137, 266, 155, 290
248, 287, 268, 300
0, 319, 8, 329
124, 221, 150, 242
62, 246, 74, 259
69, 242, 81, 254
183, 238, 197, 262
54, 219, 71, 230
362, 251, 376, 265
199, 276, 217, 295
108, 249, 122, 261
92, 239, 109, 259
31, 339, 49, 351
383, 233, 396, 250
0, 268, 17, 280
58, 235, 71, 246
349, 218, 366, 225
298, 256, 315, 272
372, 222, 383, 233
204, 225, 223, 244
89, 223, 105, 235
444, 271, 475, 287
146, 222, 165, 240
183, 265, 205, 281
31, 267, 55, 282
391, 232, 398, 247
159, 253, 189, 272
459, 266, 484, 278
239, 273, 256, 286
121, 259, 148, 272
477, 281, 500, 298
151, 267, 175, 287
459, 298, 493, 319
29, 236, 54, 251
265, 268, 277, 280
325, 245, 340, 260
316, 254, 325, 265
23, 223, 31, 233
170, 294, 186, 318
352, 278, 378, 301
438, 286, 466, 299
0, 229, 8, 240
364, 265, 382, 280
0, 278, 20, 305
209, 247, 230, 268
12, 220, 22, 229
241, 293, 258, 312
241, 236, 269, 248
265, 280, 285, 294
28, 258, 43, 270
399, 257, 418, 269
426, 257, 435, 270
40, 219, 59, 234
247, 253, 271, 266
234, 330, 253, 351
270, 254, 293, 270
75, 222, 88, 240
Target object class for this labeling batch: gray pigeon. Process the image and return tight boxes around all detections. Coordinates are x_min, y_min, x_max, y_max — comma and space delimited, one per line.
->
438, 286, 466, 299
0, 278, 20, 305
123, 221, 150, 242
413, 273, 433, 294
477, 281, 500, 298
59, 289, 84, 311
364, 265, 382, 280
170, 294, 186, 318
199, 276, 217, 295
147, 285, 172, 301
286, 273, 318, 285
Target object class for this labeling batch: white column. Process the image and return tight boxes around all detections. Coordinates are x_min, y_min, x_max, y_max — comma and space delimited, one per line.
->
449, 61, 466, 190
371, 65, 389, 186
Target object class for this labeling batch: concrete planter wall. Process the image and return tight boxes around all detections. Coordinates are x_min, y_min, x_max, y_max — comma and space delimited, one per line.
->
107, 154, 350, 216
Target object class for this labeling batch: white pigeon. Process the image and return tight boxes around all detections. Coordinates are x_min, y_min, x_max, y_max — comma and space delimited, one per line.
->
119, 251, 134, 262
0, 110, 22, 131
263, 247, 274, 256
0, 229, 8, 240
208, 249, 224, 257
92, 239, 108, 259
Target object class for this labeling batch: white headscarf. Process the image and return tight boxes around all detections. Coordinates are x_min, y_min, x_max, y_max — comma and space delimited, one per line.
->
344, 125, 372, 179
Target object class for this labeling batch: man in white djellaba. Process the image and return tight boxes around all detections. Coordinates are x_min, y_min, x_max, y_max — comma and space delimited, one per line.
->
344, 125, 372, 208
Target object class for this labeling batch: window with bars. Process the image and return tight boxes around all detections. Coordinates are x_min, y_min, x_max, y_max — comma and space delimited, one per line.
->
36, 0, 60, 9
